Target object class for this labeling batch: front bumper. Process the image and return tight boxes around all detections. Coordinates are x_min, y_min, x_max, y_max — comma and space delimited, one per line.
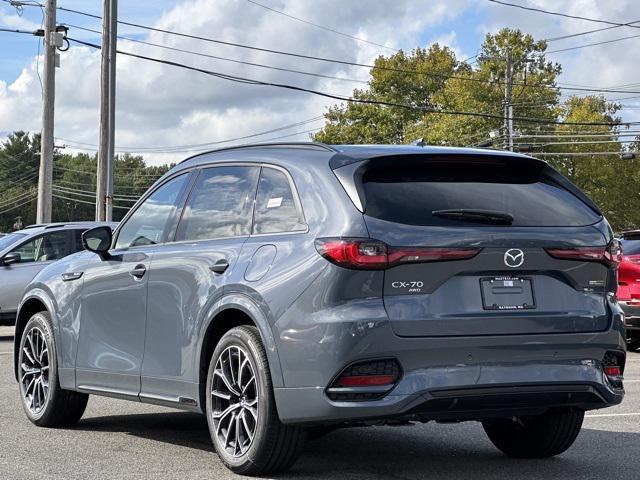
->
273, 298, 626, 425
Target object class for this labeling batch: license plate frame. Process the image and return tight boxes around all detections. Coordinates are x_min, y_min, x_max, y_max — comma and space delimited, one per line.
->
480, 276, 536, 311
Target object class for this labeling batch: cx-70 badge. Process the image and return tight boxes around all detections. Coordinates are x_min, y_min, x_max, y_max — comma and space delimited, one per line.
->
504, 249, 525, 268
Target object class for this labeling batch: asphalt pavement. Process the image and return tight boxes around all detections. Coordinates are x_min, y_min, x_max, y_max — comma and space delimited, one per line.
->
1, 326, 639, 480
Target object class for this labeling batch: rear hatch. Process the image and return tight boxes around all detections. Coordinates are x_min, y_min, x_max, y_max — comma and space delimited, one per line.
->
336, 152, 617, 337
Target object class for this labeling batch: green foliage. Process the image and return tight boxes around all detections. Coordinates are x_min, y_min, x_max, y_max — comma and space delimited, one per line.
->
314, 28, 637, 231
0, 133, 172, 231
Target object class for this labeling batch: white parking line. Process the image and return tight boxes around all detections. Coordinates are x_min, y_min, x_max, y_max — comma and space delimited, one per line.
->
0, 352, 12, 355
586, 412, 640, 418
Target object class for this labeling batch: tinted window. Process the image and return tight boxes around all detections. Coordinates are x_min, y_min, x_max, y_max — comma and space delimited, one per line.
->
116, 174, 187, 249
176, 166, 259, 241
621, 239, 640, 256
253, 168, 306, 234
362, 160, 601, 227
11, 231, 69, 263
0, 232, 27, 251
72, 230, 85, 253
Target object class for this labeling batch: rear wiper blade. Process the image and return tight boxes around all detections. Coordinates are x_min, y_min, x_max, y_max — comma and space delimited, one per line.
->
431, 209, 514, 225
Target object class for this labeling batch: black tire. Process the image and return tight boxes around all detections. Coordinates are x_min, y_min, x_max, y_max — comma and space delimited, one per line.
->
18, 311, 89, 427
628, 337, 640, 352
205, 325, 305, 475
483, 410, 584, 458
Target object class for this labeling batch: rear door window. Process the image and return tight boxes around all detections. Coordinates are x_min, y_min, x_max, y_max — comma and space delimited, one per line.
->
175, 166, 259, 241
253, 167, 306, 234
361, 159, 601, 227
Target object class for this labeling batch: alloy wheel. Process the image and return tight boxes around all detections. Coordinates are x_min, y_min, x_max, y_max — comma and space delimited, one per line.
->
20, 327, 50, 414
211, 345, 259, 457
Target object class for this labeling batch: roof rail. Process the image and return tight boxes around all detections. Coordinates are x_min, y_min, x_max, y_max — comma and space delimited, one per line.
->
178, 141, 336, 165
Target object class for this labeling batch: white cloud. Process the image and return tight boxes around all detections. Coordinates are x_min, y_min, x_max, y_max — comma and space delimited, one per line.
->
1, 0, 473, 164
0, 10, 40, 31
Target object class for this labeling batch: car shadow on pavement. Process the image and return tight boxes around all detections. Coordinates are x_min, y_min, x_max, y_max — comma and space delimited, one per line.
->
75, 411, 215, 453
72, 410, 640, 479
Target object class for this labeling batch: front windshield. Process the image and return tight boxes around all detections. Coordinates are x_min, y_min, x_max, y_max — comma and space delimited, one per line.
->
0, 232, 28, 251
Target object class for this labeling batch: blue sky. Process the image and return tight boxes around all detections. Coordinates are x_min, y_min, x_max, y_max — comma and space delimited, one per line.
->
0, 1, 177, 81
2, 0, 640, 164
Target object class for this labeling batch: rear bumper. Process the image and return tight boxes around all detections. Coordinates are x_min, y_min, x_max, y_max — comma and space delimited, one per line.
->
273, 298, 626, 425
275, 361, 624, 424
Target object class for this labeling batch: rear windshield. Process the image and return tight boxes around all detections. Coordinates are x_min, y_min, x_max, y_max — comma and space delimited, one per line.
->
621, 238, 640, 255
361, 159, 601, 227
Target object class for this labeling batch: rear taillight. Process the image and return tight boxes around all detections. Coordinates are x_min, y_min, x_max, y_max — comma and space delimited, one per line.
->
545, 240, 622, 268
315, 238, 480, 270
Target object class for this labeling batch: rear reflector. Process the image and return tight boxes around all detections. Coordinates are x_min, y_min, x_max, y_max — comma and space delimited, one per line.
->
327, 359, 402, 401
545, 240, 622, 268
315, 238, 480, 270
337, 374, 396, 387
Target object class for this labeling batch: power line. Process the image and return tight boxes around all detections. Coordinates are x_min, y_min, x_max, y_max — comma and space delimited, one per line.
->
56, 6, 640, 97
533, 151, 627, 157
57, 116, 324, 153
544, 21, 640, 42
64, 24, 368, 85
245, 0, 397, 52
0, 195, 37, 215
67, 37, 640, 128
0, 26, 36, 34
487, 0, 640, 29
546, 32, 640, 54
52, 192, 130, 209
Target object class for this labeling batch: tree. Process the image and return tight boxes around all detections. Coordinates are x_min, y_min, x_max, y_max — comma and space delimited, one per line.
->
314, 44, 460, 144
314, 29, 562, 147
0, 133, 172, 230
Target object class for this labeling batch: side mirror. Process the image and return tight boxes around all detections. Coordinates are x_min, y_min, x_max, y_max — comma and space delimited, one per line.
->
82, 226, 112, 260
1, 252, 21, 266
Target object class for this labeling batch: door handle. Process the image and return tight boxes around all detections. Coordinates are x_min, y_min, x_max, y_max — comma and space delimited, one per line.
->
130, 264, 147, 279
210, 259, 229, 274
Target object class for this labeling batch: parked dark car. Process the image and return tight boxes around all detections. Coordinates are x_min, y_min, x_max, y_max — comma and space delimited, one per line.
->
14, 144, 626, 475
618, 230, 640, 351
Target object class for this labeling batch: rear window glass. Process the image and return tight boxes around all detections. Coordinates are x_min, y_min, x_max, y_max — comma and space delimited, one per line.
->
621, 239, 640, 255
361, 160, 601, 227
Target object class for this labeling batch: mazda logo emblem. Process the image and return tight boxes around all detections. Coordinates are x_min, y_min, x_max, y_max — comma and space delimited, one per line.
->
504, 249, 524, 268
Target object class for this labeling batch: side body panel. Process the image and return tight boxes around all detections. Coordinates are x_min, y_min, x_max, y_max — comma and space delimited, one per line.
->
75, 250, 151, 397
141, 238, 244, 405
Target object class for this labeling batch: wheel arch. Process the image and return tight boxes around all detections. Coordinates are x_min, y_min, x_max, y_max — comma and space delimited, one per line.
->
14, 293, 53, 381
196, 294, 284, 413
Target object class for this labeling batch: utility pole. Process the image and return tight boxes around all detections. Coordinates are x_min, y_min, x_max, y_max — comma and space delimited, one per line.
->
36, 0, 57, 224
106, 0, 117, 221
504, 51, 514, 152
96, 0, 117, 221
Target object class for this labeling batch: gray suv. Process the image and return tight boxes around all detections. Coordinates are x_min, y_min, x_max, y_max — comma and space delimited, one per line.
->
0, 222, 115, 324
14, 144, 626, 475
